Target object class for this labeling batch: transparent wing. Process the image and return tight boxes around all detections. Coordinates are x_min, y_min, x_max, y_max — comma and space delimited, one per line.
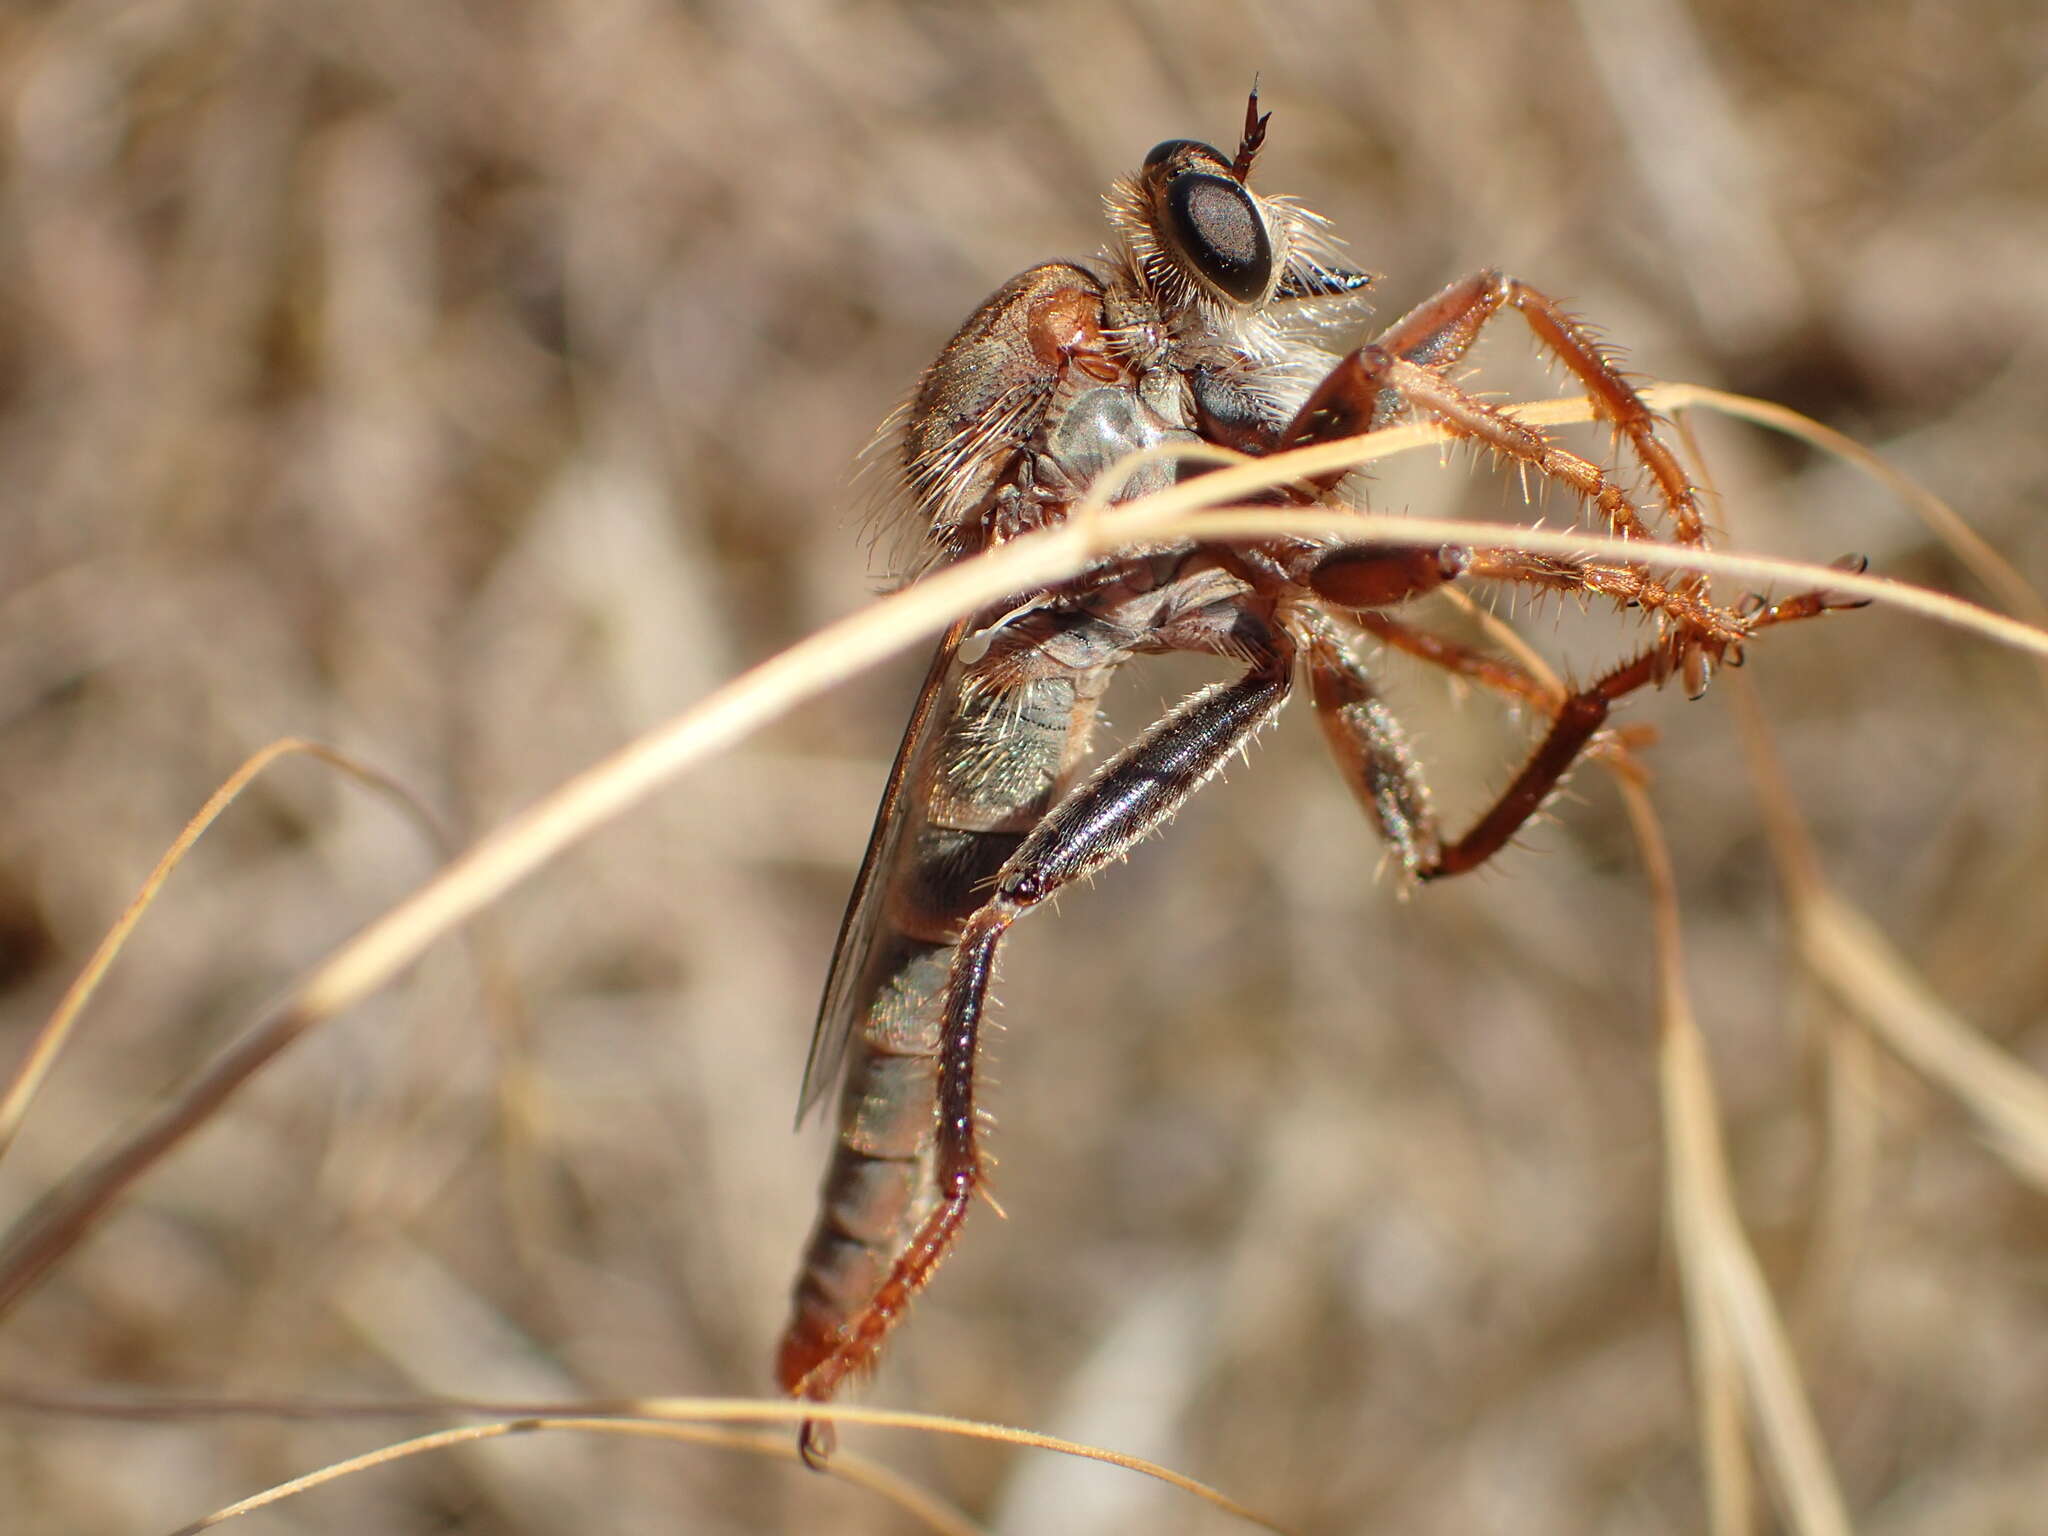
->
794, 619, 967, 1124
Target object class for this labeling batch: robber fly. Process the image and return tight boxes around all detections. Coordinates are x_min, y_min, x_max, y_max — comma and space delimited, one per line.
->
777, 94, 1858, 1463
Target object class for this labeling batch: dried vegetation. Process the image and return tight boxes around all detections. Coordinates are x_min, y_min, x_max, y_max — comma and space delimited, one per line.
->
2, 2, 2046, 1532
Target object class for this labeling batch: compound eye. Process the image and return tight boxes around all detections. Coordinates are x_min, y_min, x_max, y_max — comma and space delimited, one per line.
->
1164, 170, 1273, 304
1142, 138, 1204, 172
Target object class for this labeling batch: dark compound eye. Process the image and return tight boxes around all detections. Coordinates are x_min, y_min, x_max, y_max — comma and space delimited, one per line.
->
1142, 138, 1204, 172
1164, 170, 1273, 303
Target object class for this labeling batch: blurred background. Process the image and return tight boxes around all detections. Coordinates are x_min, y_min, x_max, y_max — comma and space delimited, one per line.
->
2, 1, 2045, 1532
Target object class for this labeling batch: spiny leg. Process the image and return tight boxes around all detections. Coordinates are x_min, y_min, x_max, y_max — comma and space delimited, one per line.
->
1278, 276, 1713, 647
1219, 273, 1696, 561
1278, 366, 1865, 875
1342, 608, 1562, 713
1276, 276, 1872, 879
1281, 341, 1841, 700
1346, 605, 1669, 771
1303, 604, 1597, 881
1299, 609, 1442, 875
1370, 270, 1706, 547
1292, 580, 1590, 870
1452, 547, 1868, 698
1311, 609, 1675, 881
792, 642, 1295, 1457
1459, 547, 1730, 621
1281, 345, 1665, 543
1457, 546, 1746, 697
1415, 642, 1678, 879
1289, 539, 1743, 876
1274, 273, 1833, 706
1310, 570, 1865, 882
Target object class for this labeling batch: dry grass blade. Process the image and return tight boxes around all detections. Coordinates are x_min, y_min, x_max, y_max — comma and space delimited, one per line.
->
1691, 1281, 1755, 1536
1800, 891, 2048, 1191
161, 1418, 984, 1536
1459, 571, 1752, 1536
1622, 778, 1851, 1536
153, 1400, 1280, 1536
1728, 665, 2048, 1193
0, 738, 443, 1160
1457, 571, 1768, 1536
1656, 384, 2048, 669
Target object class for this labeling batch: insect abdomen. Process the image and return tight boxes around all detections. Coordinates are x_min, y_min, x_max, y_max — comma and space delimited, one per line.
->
778, 663, 1106, 1394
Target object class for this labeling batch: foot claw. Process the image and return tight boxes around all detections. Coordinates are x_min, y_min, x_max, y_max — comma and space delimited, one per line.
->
798, 1415, 837, 1471
1817, 552, 1875, 610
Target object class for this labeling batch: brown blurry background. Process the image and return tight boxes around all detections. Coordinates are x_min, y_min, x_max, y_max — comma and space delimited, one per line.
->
2, 2, 2045, 1532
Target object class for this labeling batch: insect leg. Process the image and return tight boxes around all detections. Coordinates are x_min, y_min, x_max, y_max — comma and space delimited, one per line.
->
1326, 589, 1851, 882
1342, 609, 1563, 712
1452, 545, 1864, 698
1282, 346, 1849, 698
1300, 610, 1443, 876
1281, 345, 1661, 542
1370, 270, 1705, 546
790, 642, 1295, 1433
1419, 644, 1670, 878
1318, 629, 1670, 882
1344, 279, 1868, 693
1305, 549, 1865, 881
1457, 547, 1749, 659
1304, 598, 1658, 878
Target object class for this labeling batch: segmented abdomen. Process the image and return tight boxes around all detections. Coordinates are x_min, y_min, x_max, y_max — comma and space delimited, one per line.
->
777, 658, 1107, 1394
